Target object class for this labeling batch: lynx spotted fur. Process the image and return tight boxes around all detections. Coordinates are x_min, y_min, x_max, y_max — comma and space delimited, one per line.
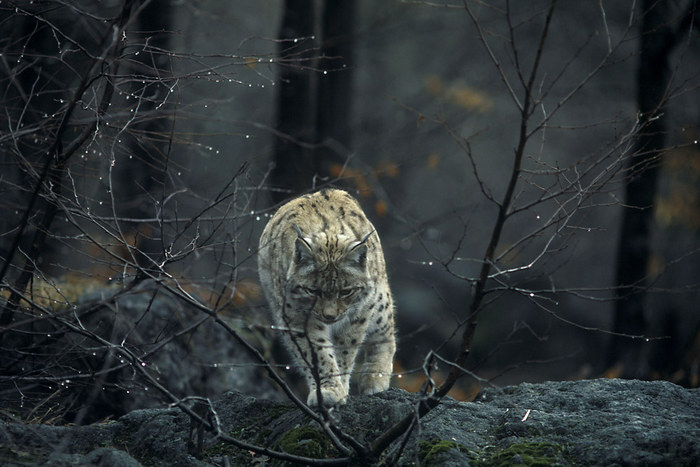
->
258, 189, 395, 406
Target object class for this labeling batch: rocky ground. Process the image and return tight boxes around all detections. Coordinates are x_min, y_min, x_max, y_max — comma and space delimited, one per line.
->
1, 378, 698, 466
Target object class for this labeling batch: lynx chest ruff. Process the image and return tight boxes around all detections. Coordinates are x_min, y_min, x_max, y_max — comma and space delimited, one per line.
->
258, 189, 396, 406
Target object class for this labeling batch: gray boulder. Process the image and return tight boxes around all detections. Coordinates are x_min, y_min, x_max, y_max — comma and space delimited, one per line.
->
1, 282, 278, 423
0, 379, 697, 466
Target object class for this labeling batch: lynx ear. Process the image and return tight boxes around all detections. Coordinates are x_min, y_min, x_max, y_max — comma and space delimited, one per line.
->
345, 231, 373, 269
293, 225, 314, 266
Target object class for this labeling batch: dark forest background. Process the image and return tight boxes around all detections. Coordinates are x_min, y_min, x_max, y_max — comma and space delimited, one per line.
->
1, 0, 699, 431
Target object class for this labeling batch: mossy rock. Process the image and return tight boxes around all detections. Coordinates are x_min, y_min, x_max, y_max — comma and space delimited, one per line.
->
203, 426, 262, 465
256, 402, 297, 431
473, 441, 570, 466
0, 446, 42, 466
278, 424, 336, 459
419, 438, 472, 466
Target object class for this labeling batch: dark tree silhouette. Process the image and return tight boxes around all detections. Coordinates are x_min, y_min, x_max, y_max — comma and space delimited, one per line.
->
0, 0, 137, 326
270, 0, 317, 203
113, 0, 174, 269
314, 0, 356, 180
270, 0, 356, 204
609, 0, 699, 378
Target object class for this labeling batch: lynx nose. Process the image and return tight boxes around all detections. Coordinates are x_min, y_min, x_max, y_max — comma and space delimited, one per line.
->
321, 311, 338, 321
318, 305, 340, 322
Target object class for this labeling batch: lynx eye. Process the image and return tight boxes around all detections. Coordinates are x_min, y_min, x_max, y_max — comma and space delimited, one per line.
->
339, 288, 357, 298
292, 286, 319, 297
303, 287, 322, 297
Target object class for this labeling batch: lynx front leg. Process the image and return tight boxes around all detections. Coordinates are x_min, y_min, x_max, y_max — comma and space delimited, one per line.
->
282, 328, 348, 406
333, 334, 363, 396
359, 316, 396, 395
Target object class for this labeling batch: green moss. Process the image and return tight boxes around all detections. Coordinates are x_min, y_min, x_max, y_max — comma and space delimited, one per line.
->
472, 441, 569, 466
204, 435, 239, 458
279, 425, 335, 459
203, 426, 259, 465
253, 403, 297, 444
261, 403, 296, 423
0, 446, 42, 465
419, 438, 471, 466
112, 422, 139, 452
204, 403, 300, 463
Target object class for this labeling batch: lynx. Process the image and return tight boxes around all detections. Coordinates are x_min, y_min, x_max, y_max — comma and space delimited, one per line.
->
258, 188, 396, 406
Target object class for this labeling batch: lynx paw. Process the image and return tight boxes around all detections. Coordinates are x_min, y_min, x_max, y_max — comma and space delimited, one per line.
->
306, 384, 347, 406
359, 368, 391, 395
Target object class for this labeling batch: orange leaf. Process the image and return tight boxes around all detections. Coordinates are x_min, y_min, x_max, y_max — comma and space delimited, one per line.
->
375, 200, 387, 217
426, 153, 440, 169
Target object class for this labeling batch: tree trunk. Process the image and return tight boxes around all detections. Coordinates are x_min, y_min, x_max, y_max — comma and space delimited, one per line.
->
270, 0, 356, 204
0, 10, 71, 281
114, 0, 173, 269
270, 0, 317, 204
609, 0, 673, 378
314, 0, 356, 181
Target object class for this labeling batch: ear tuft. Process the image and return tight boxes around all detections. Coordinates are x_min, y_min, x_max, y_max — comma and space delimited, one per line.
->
293, 226, 314, 266
345, 231, 372, 269
345, 242, 367, 269
360, 230, 374, 244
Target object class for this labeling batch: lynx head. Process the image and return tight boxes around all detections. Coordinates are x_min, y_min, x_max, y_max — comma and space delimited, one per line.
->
286, 226, 373, 323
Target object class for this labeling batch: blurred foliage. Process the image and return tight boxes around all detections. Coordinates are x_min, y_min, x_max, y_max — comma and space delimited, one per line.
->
0, 275, 113, 313
0, 272, 260, 317
655, 128, 700, 232
329, 161, 399, 217
424, 74, 493, 114
426, 153, 441, 170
